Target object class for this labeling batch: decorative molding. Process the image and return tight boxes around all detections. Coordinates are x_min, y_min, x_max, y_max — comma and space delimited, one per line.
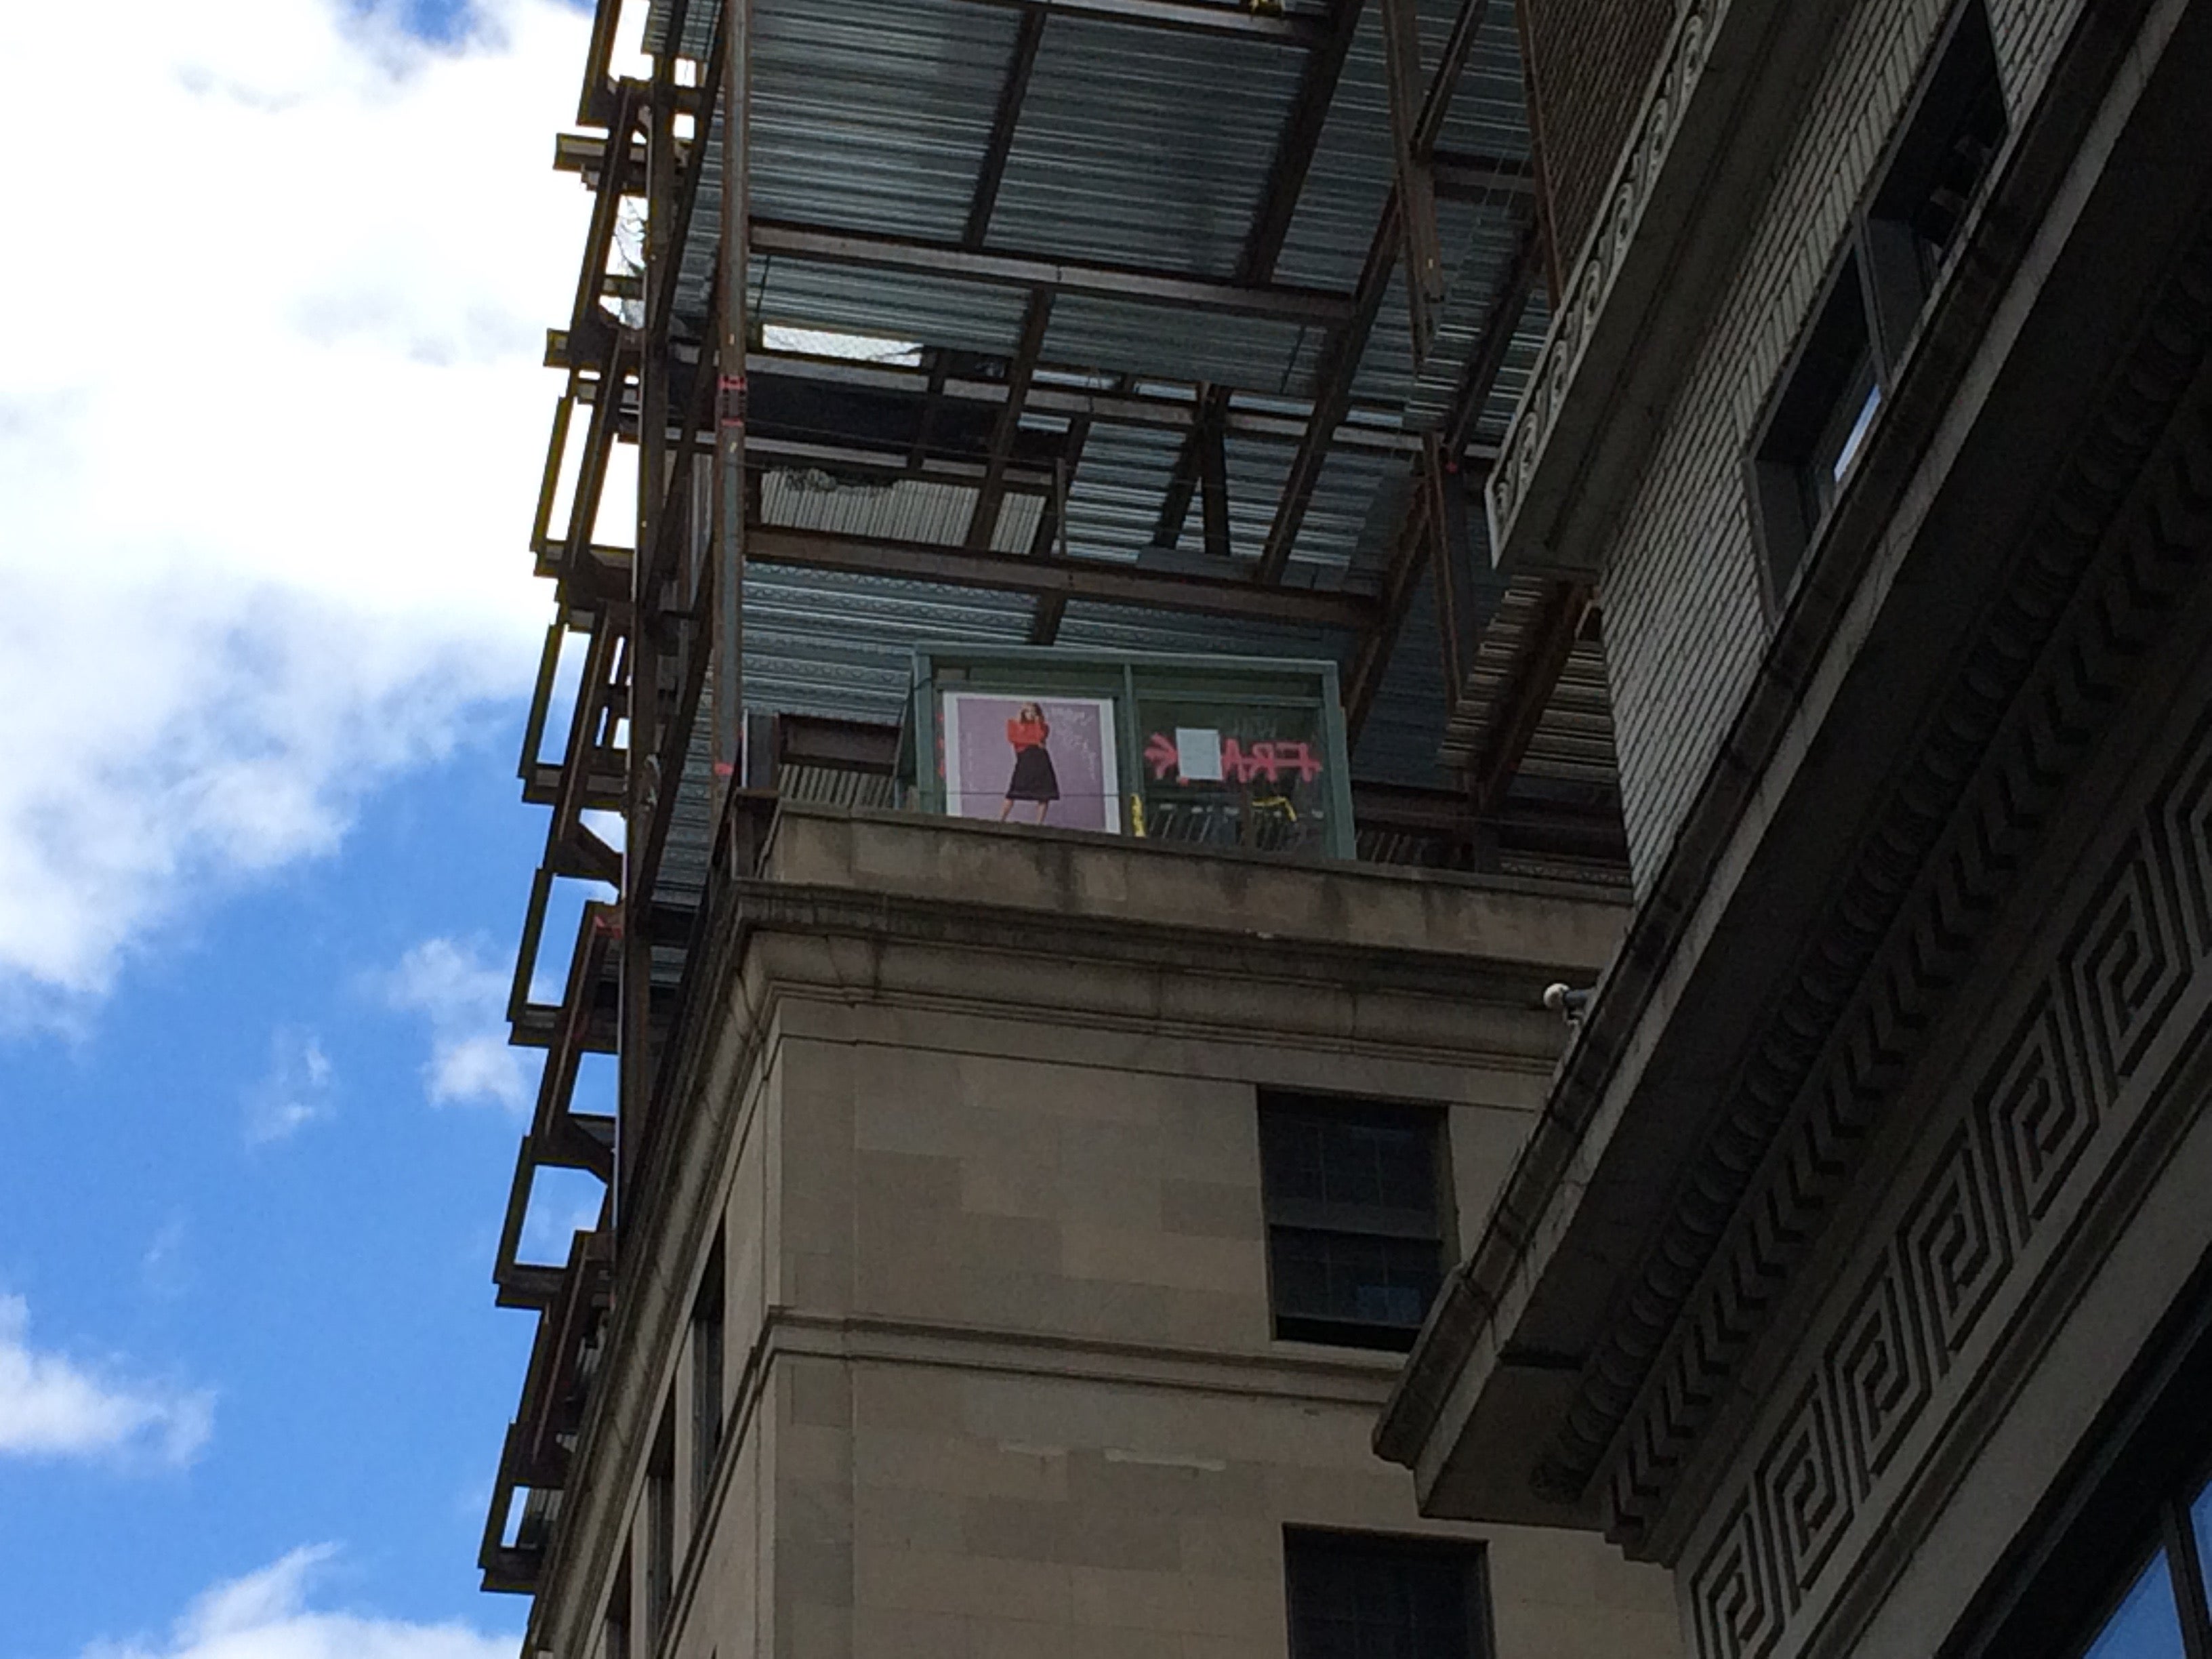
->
1687, 697, 2212, 1657
1486, 0, 1727, 555
1538, 198, 2212, 1557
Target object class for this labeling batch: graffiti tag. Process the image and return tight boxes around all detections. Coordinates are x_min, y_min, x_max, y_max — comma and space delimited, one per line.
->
1143, 733, 1324, 785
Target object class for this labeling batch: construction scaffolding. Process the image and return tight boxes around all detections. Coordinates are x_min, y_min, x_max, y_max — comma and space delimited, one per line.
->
481, 0, 1625, 1596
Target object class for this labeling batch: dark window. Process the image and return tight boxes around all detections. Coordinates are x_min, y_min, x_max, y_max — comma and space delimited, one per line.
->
1752, 253, 1883, 596
1866, 0, 2008, 342
1260, 1095, 1449, 1351
645, 1407, 676, 1647
1284, 1530, 1492, 1659
1748, 0, 2008, 603
691, 1232, 725, 1520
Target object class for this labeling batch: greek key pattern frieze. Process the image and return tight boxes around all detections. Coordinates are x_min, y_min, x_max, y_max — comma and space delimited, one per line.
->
1567, 224, 2212, 1549
1687, 701, 2212, 1659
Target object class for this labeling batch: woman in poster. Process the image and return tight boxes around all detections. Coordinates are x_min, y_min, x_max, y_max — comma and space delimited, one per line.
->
999, 701, 1061, 823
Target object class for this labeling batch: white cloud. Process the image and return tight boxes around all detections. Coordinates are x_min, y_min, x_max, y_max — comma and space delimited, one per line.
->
82, 1544, 518, 1659
0, 0, 592, 1019
245, 1027, 339, 1145
0, 1294, 213, 1466
380, 937, 531, 1109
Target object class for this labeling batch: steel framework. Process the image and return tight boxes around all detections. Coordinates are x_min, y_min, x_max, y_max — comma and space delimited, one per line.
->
480, 0, 1626, 1599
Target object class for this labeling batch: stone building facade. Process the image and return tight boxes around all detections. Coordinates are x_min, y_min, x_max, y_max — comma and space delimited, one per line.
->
1380, 1, 2212, 1658
531, 806, 1678, 1659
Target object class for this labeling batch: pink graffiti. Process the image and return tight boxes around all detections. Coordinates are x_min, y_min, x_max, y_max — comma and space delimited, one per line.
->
1144, 733, 1324, 785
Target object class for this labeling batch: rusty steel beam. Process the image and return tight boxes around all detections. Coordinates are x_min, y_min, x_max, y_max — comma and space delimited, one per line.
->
955, 0, 1326, 44
552, 333, 1497, 461
966, 292, 1054, 550
568, 79, 643, 368
1432, 148, 1537, 200
750, 525, 1375, 628
1380, 0, 1444, 366
577, 0, 624, 125
1414, 0, 1492, 156
1151, 0, 1361, 556
748, 221, 1355, 325
1256, 0, 1500, 583
1240, 0, 1366, 277
1467, 578, 1592, 813
966, 10, 1046, 246
1147, 384, 1227, 552
1027, 410, 1097, 644
1254, 190, 1401, 583
1345, 218, 1538, 737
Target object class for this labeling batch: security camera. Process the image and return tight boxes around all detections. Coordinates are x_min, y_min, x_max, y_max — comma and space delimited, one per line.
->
1542, 983, 1593, 1021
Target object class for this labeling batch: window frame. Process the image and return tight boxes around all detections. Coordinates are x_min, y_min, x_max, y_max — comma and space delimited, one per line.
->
1282, 1526, 1496, 1659
1257, 1091, 1455, 1353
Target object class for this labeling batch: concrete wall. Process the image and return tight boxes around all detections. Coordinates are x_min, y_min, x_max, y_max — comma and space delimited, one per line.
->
558, 809, 1671, 1659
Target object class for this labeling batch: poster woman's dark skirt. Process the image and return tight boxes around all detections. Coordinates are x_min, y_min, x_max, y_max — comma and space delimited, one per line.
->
1008, 745, 1061, 802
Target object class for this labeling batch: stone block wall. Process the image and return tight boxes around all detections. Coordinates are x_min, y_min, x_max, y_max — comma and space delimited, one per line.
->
550, 810, 1666, 1659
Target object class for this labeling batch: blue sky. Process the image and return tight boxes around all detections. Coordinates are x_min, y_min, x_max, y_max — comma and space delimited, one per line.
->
0, 0, 609, 1653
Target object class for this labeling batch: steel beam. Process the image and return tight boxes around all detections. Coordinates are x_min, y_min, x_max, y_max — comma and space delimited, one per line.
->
1027, 409, 1097, 644
554, 335, 1500, 461
1380, 0, 1444, 366
748, 221, 1355, 324
954, 0, 1326, 45
1239, 0, 1366, 278
1255, 0, 1499, 583
1467, 579, 1591, 813
966, 293, 1054, 548
965, 11, 1046, 246
711, 0, 751, 786
1432, 148, 1537, 200
1414, 0, 1492, 155
577, 0, 623, 125
1198, 403, 1232, 560
1254, 192, 1401, 583
1146, 384, 1227, 552
1443, 216, 1541, 457
1346, 218, 1538, 737
749, 525, 1374, 628
568, 79, 642, 367
1143, 0, 1360, 550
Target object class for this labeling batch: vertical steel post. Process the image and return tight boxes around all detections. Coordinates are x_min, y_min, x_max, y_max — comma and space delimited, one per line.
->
618, 33, 680, 1212
1380, 0, 1443, 367
710, 0, 752, 794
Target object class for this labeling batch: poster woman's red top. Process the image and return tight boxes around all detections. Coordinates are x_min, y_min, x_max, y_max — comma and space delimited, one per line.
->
1006, 716, 1050, 750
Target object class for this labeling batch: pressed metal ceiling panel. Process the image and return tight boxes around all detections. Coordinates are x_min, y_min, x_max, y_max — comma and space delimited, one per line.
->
985, 17, 1307, 277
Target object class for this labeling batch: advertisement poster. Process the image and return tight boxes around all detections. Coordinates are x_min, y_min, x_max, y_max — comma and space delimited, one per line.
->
941, 693, 1121, 833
